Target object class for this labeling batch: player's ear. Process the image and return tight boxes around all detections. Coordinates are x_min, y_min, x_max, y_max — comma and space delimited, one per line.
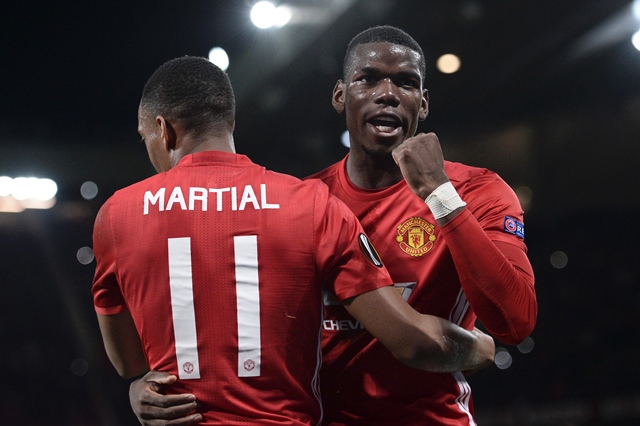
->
419, 89, 429, 121
157, 116, 177, 151
332, 80, 346, 114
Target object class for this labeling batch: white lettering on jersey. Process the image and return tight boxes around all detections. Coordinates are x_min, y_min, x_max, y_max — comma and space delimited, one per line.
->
239, 185, 259, 210
144, 184, 280, 215
189, 187, 208, 211
144, 188, 166, 215
166, 187, 187, 211
322, 319, 365, 331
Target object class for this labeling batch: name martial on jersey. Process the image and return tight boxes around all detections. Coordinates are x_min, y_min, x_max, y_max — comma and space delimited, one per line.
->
143, 184, 280, 214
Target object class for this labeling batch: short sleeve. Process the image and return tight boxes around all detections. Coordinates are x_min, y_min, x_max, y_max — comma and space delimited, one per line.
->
91, 199, 127, 315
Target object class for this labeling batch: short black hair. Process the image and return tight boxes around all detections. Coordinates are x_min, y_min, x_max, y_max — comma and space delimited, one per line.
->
140, 56, 235, 136
343, 25, 426, 81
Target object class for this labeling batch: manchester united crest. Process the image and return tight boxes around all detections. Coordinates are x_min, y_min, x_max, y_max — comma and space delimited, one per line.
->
396, 216, 436, 257
183, 361, 194, 374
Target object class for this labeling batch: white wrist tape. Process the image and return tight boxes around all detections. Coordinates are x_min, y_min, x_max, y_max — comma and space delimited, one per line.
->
425, 182, 466, 219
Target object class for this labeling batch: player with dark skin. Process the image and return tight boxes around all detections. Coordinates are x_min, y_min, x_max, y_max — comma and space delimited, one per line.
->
127, 26, 535, 425
95, 54, 497, 425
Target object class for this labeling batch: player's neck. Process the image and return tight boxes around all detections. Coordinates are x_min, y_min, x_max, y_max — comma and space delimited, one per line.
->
346, 151, 403, 189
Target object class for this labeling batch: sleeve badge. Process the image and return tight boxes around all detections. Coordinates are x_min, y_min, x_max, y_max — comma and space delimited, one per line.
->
504, 216, 525, 239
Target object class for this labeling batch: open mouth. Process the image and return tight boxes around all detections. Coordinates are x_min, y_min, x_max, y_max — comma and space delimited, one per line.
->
368, 116, 402, 134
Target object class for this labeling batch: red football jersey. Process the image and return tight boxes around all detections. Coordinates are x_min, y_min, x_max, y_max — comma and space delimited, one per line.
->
308, 155, 535, 425
92, 151, 393, 425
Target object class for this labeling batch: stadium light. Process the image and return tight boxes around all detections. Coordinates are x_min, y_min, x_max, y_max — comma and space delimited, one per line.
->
250, 1, 292, 29
0, 176, 58, 212
633, 29, 640, 51
208, 47, 230, 71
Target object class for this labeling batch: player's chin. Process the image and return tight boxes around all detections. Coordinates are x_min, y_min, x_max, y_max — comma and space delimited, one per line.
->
363, 142, 401, 160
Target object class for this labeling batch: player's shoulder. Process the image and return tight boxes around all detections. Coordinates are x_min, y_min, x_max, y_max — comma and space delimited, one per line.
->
304, 161, 342, 182
445, 160, 506, 188
445, 160, 520, 209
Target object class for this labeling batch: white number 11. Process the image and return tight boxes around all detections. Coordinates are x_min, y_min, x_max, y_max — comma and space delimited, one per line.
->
168, 236, 261, 380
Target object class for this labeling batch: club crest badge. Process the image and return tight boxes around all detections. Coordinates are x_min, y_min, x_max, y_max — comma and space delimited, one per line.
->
396, 217, 436, 257
183, 362, 195, 375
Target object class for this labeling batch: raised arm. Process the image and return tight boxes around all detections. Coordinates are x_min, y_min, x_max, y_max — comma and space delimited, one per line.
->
343, 285, 495, 372
393, 132, 537, 345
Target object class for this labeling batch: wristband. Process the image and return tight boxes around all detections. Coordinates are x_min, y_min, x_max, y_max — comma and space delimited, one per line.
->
425, 182, 466, 219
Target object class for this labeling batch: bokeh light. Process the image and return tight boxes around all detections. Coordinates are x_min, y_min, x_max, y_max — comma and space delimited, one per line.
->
80, 181, 99, 200
494, 347, 513, 370
436, 54, 461, 74
77, 246, 95, 265
208, 47, 230, 71
550, 250, 569, 269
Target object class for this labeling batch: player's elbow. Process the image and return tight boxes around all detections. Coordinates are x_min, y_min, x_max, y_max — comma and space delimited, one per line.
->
389, 339, 446, 371
495, 311, 537, 346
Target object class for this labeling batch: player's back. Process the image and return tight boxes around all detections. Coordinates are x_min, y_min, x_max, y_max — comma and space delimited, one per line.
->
103, 151, 333, 425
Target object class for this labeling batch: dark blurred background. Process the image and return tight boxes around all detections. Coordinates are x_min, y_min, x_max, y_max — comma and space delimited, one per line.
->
1, 1, 640, 424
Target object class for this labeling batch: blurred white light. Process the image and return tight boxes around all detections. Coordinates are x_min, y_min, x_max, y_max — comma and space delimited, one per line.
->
517, 336, 535, 354
0, 176, 13, 196
12, 177, 37, 200
0, 176, 58, 211
8, 177, 57, 201
80, 181, 99, 200
341, 130, 350, 148
550, 250, 569, 269
494, 347, 513, 370
632, 29, 640, 51
436, 54, 461, 74
274, 5, 292, 27
35, 178, 58, 200
251, 1, 277, 29
208, 47, 230, 71
77, 246, 95, 265
633, 0, 640, 20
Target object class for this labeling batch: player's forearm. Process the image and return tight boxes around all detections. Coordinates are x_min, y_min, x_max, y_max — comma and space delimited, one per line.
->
441, 209, 537, 344
404, 318, 495, 373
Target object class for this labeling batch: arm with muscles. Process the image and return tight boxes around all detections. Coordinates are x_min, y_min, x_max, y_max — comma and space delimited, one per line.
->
392, 132, 537, 345
343, 285, 495, 372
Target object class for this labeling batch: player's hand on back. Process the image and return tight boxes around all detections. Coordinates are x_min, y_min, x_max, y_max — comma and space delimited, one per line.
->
129, 370, 202, 425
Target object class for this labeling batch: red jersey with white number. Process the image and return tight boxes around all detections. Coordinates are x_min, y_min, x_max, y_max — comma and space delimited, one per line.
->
308, 155, 535, 425
92, 151, 393, 425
